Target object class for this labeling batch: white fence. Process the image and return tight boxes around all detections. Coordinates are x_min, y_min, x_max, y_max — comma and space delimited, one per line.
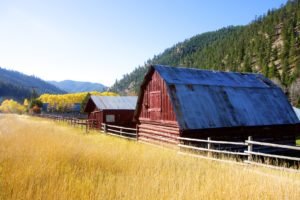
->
101, 123, 137, 140
178, 136, 300, 170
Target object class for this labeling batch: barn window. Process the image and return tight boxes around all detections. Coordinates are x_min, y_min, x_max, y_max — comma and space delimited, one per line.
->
149, 91, 161, 112
106, 114, 115, 122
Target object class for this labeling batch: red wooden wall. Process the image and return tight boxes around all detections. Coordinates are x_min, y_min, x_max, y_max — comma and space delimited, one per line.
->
137, 71, 179, 144
139, 71, 177, 124
103, 110, 136, 128
88, 110, 135, 129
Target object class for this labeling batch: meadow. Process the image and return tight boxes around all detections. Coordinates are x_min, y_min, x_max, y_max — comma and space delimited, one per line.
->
0, 114, 300, 200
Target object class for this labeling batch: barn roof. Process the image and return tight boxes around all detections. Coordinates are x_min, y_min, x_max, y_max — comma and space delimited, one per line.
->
154, 65, 277, 88
90, 96, 137, 110
136, 65, 299, 130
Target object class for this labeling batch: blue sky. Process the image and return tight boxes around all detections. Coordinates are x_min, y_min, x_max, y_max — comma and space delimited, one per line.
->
0, 0, 288, 86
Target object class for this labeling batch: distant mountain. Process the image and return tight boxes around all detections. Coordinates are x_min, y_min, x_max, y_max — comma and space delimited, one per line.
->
111, 0, 300, 106
48, 80, 107, 93
0, 67, 66, 102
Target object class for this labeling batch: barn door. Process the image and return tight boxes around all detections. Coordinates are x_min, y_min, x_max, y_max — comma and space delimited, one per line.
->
95, 112, 102, 128
149, 91, 161, 120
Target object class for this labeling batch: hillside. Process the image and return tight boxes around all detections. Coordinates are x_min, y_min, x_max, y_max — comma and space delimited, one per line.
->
48, 80, 107, 93
111, 0, 300, 105
0, 67, 65, 102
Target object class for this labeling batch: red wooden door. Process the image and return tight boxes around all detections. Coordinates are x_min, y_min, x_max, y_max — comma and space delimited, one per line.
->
149, 91, 161, 120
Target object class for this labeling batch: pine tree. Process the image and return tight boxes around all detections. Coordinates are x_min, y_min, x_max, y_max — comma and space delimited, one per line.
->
80, 93, 91, 113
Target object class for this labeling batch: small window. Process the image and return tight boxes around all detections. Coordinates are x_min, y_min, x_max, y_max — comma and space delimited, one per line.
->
106, 114, 115, 122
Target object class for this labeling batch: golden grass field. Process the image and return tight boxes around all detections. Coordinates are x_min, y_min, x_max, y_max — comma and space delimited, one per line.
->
0, 114, 300, 200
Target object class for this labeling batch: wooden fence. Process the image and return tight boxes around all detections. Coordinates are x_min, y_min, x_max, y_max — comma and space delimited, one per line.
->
101, 123, 137, 140
36, 114, 300, 171
179, 136, 300, 170
38, 114, 137, 139
39, 114, 88, 129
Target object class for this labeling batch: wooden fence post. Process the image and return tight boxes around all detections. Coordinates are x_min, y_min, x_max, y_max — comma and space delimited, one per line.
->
247, 136, 253, 162
207, 137, 212, 157
86, 120, 88, 133
120, 128, 123, 136
104, 124, 107, 133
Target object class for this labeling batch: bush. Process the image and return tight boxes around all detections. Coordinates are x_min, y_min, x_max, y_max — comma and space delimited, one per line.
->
0, 99, 26, 114
29, 99, 43, 109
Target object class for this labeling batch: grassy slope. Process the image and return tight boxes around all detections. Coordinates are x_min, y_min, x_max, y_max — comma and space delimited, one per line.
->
0, 115, 300, 200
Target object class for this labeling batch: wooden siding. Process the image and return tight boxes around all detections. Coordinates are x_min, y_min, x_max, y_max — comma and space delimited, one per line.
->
138, 123, 180, 145
139, 71, 177, 123
88, 110, 102, 129
138, 71, 179, 144
88, 110, 135, 129
103, 110, 136, 128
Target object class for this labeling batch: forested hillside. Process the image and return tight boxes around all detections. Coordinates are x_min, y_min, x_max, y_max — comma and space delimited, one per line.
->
111, 0, 300, 105
0, 67, 65, 102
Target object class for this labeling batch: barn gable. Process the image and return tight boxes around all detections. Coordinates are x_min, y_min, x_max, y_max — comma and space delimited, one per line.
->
136, 65, 299, 131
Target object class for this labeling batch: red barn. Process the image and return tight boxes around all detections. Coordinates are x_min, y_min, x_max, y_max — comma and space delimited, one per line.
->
84, 96, 137, 129
134, 65, 300, 148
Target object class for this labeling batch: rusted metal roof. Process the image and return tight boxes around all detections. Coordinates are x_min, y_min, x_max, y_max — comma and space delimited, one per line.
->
91, 96, 137, 110
145, 65, 299, 130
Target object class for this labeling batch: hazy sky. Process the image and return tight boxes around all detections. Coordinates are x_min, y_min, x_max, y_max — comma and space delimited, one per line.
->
0, 0, 288, 86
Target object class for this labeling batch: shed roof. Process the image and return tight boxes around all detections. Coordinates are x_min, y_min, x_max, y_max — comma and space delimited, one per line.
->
90, 96, 137, 110
136, 65, 299, 130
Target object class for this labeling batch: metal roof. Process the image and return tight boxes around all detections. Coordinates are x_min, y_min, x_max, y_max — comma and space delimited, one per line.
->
154, 65, 276, 88
90, 96, 137, 110
151, 65, 299, 130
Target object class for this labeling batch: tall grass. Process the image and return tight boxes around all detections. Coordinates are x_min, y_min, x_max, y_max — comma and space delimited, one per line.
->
0, 114, 300, 200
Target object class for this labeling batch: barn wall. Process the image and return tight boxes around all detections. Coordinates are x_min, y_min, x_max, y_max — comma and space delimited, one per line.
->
138, 71, 179, 144
88, 110, 103, 129
139, 71, 177, 123
103, 110, 136, 128
138, 123, 180, 145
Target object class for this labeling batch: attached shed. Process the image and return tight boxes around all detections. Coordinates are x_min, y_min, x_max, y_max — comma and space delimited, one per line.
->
135, 65, 300, 148
84, 96, 137, 129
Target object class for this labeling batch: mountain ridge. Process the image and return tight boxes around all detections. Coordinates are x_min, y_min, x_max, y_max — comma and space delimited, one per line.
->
0, 67, 65, 102
48, 80, 107, 93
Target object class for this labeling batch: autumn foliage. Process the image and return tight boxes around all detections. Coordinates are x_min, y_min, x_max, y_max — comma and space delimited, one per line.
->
0, 99, 26, 114
39, 91, 118, 112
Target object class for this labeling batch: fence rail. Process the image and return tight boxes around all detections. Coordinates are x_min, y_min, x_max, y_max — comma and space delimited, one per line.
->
245, 140, 300, 151
178, 136, 300, 169
38, 114, 137, 140
101, 123, 137, 140
34, 114, 300, 171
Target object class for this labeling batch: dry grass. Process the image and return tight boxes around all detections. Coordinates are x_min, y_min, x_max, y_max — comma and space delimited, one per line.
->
0, 114, 300, 200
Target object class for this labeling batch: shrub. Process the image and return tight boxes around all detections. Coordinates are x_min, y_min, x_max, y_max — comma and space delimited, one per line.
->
0, 99, 26, 114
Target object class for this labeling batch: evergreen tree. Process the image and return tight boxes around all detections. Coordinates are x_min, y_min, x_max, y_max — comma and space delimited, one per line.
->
80, 92, 91, 113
